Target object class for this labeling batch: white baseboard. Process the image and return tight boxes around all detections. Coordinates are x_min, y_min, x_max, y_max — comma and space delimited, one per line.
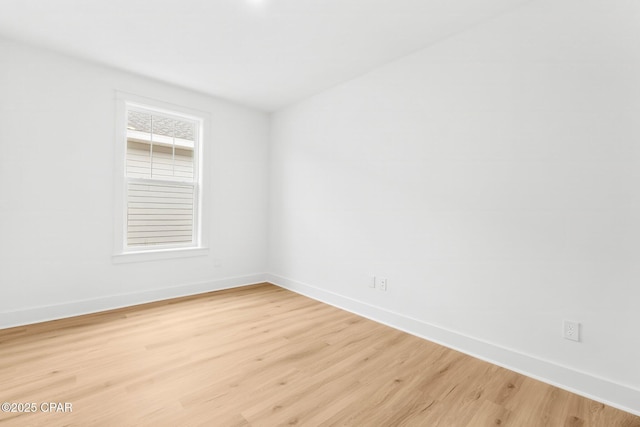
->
0, 273, 268, 329
267, 273, 640, 417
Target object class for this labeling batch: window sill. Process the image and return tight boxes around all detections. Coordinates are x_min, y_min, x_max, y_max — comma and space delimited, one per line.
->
112, 247, 209, 264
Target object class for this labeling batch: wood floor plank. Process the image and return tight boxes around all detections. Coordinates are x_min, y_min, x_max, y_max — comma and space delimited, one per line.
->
0, 283, 638, 426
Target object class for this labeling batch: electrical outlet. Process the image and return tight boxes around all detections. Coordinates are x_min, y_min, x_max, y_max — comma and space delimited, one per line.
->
563, 320, 580, 342
376, 277, 388, 291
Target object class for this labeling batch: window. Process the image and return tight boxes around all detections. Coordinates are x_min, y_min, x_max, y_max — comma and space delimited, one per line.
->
114, 93, 207, 261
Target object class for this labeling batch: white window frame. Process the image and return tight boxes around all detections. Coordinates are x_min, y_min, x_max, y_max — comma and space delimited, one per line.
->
113, 92, 209, 263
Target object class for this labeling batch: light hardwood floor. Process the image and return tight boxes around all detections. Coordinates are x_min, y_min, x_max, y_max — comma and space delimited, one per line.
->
0, 283, 638, 426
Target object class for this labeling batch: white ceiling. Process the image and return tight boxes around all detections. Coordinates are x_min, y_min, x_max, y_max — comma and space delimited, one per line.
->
0, 0, 531, 111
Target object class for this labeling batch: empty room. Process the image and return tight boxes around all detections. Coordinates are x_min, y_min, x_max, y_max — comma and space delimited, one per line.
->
0, 0, 639, 425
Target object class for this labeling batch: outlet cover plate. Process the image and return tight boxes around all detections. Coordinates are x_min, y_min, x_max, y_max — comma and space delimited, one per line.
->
563, 320, 580, 342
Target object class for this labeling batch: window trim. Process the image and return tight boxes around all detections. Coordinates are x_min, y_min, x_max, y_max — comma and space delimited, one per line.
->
113, 91, 210, 262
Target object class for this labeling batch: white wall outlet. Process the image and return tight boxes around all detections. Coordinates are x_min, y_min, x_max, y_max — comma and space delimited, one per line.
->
563, 320, 580, 342
375, 277, 387, 291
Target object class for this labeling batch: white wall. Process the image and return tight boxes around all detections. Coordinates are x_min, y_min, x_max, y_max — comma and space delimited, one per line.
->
0, 38, 269, 326
269, 0, 640, 414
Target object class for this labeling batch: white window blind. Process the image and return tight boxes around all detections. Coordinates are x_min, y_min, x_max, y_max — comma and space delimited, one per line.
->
125, 108, 200, 248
